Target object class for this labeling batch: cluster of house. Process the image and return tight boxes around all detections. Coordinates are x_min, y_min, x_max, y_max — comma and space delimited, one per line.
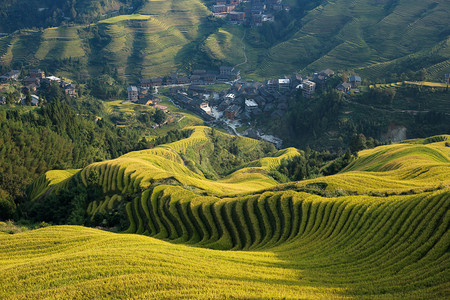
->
129, 67, 367, 126
0, 69, 77, 105
336, 75, 362, 93
126, 86, 168, 112
212, 0, 289, 26
165, 70, 328, 122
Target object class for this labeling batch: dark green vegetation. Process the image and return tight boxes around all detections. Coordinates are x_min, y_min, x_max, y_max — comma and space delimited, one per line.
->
0, 0, 146, 32
273, 148, 357, 183
1, 0, 449, 81
263, 85, 450, 150
0, 100, 146, 219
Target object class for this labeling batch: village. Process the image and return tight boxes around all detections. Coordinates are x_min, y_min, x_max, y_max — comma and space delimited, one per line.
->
0, 64, 366, 148
0, 69, 77, 105
211, 0, 290, 26
126, 66, 368, 147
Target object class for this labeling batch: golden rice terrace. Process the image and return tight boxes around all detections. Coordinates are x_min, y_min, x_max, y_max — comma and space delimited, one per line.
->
1, 128, 449, 299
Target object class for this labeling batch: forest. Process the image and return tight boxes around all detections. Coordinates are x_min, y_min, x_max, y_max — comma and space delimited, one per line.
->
0, 100, 146, 220
0, 0, 147, 32
263, 85, 450, 150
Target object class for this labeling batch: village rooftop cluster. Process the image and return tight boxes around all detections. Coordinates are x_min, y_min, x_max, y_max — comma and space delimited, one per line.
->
127, 67, 365, 128
211, 0, 290, 26
0, 69, 76, 105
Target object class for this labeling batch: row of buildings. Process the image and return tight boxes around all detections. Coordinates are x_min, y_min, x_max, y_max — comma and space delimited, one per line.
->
336, 76, 362, 93
0, 69, 77, 99
212, 0, 289, 26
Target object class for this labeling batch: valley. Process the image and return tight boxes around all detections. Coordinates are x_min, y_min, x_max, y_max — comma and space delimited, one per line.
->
0, 0, 449, 298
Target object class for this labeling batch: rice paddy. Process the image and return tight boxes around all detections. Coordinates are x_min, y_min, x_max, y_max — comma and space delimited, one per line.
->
4, 129, 450, 298
1, 0, 448, 81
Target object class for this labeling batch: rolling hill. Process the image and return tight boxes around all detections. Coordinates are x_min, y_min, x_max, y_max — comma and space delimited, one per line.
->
3, 129, 449, 298
0, 0, 448, 81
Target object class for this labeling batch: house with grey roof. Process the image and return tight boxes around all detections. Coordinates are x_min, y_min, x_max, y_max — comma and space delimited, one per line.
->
127, 86, 138, 102
336, 82, 352, 93
349, 75, 362, 87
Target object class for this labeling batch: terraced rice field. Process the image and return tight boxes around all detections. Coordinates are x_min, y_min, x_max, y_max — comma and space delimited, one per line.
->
1, 0, 447, 81
35, 27, 85, 60
260, 0, 450, 80
27, 169, 81, 201
0, 0, 210, 80
8, 131, 450, 298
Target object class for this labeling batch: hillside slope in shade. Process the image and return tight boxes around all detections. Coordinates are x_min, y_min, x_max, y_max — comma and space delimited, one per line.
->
0, 0, 448, 81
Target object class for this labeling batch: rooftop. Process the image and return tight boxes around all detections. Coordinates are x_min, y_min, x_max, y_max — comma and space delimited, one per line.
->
245, 99, 258, 107
349, 75, 362, 82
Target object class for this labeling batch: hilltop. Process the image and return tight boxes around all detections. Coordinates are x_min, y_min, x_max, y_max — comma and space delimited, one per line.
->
2, 130, 449, 298
0, 0, 448, 81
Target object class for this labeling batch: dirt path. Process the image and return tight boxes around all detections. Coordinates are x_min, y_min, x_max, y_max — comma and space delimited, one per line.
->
234, 29, 248, 69
343, 99, 431, 115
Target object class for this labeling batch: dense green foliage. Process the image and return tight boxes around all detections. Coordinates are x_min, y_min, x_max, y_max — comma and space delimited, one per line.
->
208, 128, 277, 176
0, 101, 142, 219
150, 129, 193, 148
0, 0, 146, 32
274, 148, 351, 182
264, 86, 450, 150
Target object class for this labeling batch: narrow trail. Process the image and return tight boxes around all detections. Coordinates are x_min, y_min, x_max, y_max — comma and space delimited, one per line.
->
234, 29, 248, 69
343, 99, 436, 115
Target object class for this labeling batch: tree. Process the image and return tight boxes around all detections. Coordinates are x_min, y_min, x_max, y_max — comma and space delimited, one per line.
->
153, 108, 166, 124
0, 189, 16, 220
6, 93, 14, 105
418, 68, 427, 81
25, 91, 32, 106
350, 133, 367, 153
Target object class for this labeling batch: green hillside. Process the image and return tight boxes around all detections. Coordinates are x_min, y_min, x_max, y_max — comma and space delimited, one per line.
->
0, 0, 211, 81
1, 0, 448, 81
267, 0, 450, 80
3, 131, 450, 298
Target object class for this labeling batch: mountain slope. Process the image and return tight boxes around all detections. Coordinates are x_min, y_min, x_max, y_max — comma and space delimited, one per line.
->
0, 0, 211, 81
254, 0, 450, 79
1, 0, 448, 81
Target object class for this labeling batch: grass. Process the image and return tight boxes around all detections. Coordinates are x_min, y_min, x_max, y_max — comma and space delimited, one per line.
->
404, 81, 448, 88
104, 100, 155, 114
1, 0, 210, 80
35, 26, 85, 60
27, 169, 80, 201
